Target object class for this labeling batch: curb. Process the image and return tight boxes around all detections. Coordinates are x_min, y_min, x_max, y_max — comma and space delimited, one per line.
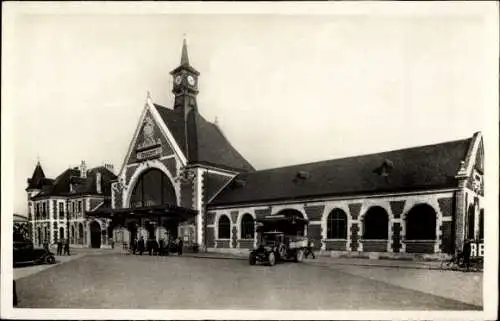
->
180, 254, 445, 270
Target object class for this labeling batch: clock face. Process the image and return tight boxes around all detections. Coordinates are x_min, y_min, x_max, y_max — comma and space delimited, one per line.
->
187, 75, 196, 86
175, 75, 182, 85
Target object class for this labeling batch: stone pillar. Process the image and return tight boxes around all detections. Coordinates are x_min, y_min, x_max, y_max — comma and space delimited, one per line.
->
454, 184, 467, 252
473, 197, 480, 241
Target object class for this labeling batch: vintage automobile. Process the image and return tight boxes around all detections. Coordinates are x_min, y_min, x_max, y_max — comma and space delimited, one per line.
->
249, 214, 309, 266
13, 233, 56, 266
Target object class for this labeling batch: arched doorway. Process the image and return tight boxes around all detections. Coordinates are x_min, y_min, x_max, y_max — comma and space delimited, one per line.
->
363, 206, 389, 239
240, 214, 255, 240
78, 223, 84, 245
405, 204, 437, 240
362, 206, 389, 252
90, 221, 101, 248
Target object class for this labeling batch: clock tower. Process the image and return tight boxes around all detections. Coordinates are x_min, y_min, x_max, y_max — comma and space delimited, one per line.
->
170, 38, 200, 113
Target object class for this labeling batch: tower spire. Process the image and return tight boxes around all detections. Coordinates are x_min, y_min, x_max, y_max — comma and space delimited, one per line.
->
181, 36, 189, 66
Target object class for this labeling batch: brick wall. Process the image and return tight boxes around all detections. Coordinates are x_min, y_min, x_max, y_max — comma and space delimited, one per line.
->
239, 239, 254, 249
391, 222, 402, 253
325, 240, 347, 251
206, 227, 215, 247
362, 240, 388, 252
350, 223, 360, 251
216, 240, 230, 248
440, 221, 454, 254
405, 241, 435, 254
308, 224, 322, 249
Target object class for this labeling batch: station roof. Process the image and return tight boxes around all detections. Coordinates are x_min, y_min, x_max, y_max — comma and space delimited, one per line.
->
209, 136, 473, 206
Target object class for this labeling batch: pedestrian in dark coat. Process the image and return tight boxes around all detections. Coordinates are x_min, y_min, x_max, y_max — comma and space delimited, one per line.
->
63, 238, 71, 256
131, 238, 137, 255
177, 237, 183, 256
138, 236, 145, 256
462, 239, 472, 270
64, 239, 71, 256
305, 238, 316, 259
56, 238, 63, 256
159, 238, 165, 256
153, 239, 159, 256
43, 240, 49, 252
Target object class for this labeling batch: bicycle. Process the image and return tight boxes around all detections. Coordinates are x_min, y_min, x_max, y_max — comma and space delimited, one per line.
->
441, 252, 483, 272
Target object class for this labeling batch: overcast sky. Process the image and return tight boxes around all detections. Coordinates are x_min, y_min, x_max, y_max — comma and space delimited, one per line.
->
3, 3, 497, 214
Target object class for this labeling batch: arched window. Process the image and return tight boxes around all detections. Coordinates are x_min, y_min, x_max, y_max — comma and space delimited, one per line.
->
130, 169, 176, 208
218, 215, 231, 239
327, 209, 347, 239
240, 214, 254, 239
405, 204, 437, 240
363, 206, 389, 240
479, 209, 484, 240
467, 206, 475, 240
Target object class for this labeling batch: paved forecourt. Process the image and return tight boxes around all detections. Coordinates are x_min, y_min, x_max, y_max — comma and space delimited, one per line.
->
15, 253, 481, 310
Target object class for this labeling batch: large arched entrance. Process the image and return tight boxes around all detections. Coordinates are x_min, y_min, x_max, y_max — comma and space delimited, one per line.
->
90, 221, 102, 248
362, 206, 389, 252
405, 204, 437, 240
129, 168, 177, 208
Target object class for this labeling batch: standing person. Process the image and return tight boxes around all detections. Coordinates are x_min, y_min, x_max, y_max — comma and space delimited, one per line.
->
148, 238, 153, 256
131, 237, 137, 255
305, 238, 316, 259
462, 239, 472, 271
138, 236, 145, 256
57, 238, 63, 256
43, 240, 49, 252
159, 238, 165, 256
177, 237, 183, 256
153, 238, 159, 256
110, 238, 115, 249
63, 238, 71, 256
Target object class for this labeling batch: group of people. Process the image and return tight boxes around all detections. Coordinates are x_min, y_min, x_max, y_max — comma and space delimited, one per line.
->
43, 238, 70, 256
130, 236, 184, 256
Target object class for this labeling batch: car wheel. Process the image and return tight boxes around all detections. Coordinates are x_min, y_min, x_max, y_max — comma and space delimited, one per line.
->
295, 249, 304, 263
249, 254, 256, 266
46, 255, 56, 265
268, 252, 276, 266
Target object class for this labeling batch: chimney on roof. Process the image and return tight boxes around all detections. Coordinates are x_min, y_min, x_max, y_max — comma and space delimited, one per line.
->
104, 163, 114, 174
80, 161, 87, 178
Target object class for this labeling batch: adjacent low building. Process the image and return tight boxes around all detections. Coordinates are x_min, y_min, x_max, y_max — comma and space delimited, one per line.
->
26, 161, 117, 248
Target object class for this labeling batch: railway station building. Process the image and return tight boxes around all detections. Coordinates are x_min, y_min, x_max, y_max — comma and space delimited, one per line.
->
28, 40, 485, 258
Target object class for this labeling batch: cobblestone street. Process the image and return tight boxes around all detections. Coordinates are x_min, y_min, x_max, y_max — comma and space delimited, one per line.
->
15, 252, 482, 310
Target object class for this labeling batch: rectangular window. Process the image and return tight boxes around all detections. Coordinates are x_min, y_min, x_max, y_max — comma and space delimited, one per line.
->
42, 202, 47, 218
59, 202, 64, 219
78, 201, 82, 213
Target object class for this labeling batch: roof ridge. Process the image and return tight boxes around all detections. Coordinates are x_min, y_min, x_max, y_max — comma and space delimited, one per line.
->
250, 137, 472, 175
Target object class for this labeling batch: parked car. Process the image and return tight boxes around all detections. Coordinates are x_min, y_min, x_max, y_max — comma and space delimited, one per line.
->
13, 233, 56, 266
249, 215, 309, 266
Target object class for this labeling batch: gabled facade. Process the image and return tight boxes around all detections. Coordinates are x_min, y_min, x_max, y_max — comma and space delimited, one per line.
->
106, 40, 253, 247
26, 161, 117, 248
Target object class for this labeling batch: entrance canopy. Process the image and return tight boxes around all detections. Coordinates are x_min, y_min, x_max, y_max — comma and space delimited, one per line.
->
88, 203, 198, 223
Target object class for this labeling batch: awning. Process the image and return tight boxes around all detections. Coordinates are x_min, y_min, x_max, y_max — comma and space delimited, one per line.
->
87, 204, 198, 222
